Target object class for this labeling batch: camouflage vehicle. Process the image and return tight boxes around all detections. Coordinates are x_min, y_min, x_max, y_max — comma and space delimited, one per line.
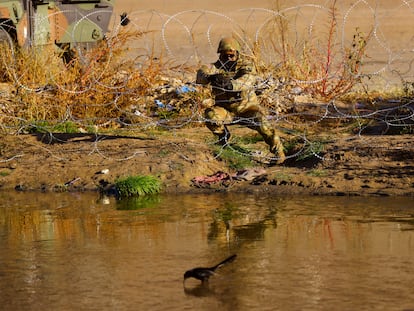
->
0, 0, 115, 57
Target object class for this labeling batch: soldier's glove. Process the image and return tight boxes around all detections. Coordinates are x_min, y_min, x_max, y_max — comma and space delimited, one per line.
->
233, 68, 249, 79
208, 74, 233, 90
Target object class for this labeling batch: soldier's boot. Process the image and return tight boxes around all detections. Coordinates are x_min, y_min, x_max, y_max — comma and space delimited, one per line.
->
269, 135, 285, 164
217, 129, 231, 147
205, 107, 232, 147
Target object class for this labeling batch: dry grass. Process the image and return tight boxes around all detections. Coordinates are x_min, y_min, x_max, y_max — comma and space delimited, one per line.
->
0, 29, 173, 130
254, 0, 372, 102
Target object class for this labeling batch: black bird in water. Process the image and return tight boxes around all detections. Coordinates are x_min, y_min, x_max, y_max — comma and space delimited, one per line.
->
183, 254, 237, 283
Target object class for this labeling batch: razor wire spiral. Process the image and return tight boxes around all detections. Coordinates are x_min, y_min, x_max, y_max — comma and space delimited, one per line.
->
1, 2, 414, 163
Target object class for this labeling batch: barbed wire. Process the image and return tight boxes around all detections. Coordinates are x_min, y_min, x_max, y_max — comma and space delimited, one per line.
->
1, 3, 414, 164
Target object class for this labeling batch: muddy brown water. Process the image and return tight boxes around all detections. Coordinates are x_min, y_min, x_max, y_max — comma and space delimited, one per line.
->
0, 192, 413, 310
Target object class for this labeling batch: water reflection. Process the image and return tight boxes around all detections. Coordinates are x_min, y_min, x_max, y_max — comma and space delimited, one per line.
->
116, 195, 162, 210
208, 201, 278, 243
183, 283, 216, 297
0, 192, 413, 310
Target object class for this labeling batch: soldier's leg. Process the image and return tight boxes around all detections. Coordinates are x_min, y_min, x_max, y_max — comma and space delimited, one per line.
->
259, 121, 285, 164
204, 106, 233, 146
241, 106, 286, 164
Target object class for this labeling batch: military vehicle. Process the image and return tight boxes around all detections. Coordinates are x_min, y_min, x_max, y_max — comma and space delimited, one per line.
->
0, 0, 115, 57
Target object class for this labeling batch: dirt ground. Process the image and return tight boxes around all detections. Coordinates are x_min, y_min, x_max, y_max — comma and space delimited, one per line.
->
0, 128, 413, 196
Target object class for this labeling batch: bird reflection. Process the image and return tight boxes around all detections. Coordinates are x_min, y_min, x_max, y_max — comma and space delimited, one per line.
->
183, 283, 215, 297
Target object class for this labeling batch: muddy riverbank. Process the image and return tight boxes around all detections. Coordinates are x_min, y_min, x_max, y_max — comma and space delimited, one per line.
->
0, 129, 413, 196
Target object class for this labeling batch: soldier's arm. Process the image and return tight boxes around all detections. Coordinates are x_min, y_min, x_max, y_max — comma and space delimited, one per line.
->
231, 62, 257, 91
196, 65, 214, 85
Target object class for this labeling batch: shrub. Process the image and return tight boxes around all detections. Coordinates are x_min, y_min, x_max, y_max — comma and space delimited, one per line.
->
0, 29, 164, 128
255, 0, 371, 102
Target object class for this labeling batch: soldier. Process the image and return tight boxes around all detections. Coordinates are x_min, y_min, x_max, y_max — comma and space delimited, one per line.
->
196, 37, 285, 164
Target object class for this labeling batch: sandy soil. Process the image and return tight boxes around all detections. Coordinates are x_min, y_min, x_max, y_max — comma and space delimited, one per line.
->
0, 128, 413, 196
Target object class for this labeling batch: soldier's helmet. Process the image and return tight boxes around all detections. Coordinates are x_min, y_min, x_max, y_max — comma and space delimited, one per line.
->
217, 37, 241, 53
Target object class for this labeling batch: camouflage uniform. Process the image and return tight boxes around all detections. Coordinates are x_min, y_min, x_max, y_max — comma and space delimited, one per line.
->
196, 37, 285, 163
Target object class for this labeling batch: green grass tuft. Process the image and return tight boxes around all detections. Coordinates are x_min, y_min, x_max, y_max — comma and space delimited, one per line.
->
115, 175, 161, 198
296, 140, 326, 161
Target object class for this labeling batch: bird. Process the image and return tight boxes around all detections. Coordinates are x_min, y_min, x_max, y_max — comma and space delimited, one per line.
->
120, 12, 130, 26
183, 254, 237, 283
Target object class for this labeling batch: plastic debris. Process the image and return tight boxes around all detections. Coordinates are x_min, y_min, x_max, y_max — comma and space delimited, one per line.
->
176, 85, 196, 94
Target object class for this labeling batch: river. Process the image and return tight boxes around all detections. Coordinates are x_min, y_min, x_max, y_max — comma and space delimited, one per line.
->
0, 192, 413, 310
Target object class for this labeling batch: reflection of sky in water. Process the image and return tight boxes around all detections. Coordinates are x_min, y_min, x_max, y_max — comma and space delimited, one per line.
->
0, 192, 413, 310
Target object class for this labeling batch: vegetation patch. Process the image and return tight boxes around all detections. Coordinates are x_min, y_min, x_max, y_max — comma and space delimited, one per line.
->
115, 175, 162, 198
213, 145, 256, 170
283, 137, 327, 163
0, 170, 10, 177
